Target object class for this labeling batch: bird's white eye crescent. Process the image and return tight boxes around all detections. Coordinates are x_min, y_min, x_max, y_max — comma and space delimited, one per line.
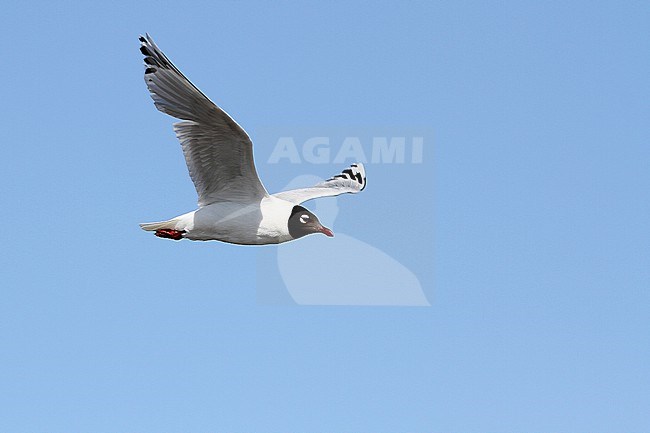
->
300, 214, 309, 224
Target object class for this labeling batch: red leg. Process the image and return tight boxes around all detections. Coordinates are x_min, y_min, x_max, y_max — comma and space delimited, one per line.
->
154, 229, 186, 240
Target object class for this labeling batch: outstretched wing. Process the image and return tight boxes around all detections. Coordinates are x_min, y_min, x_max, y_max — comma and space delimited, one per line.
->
139, 34, 268, 206
273, 163, 367, 204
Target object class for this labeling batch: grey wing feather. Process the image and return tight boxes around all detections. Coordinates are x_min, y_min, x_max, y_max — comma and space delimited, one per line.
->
139, 34, 268, 206
273, 163, 367, 204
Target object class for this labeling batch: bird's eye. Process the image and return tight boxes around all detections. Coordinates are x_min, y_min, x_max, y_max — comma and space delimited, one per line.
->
299, 214, 309, 224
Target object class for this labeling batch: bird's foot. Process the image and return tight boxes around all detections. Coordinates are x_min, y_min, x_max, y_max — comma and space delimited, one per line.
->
154, 229, 186, 240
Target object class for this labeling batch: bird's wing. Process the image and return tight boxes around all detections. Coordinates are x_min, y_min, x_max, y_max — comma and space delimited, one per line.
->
139, 34, 268, 206
273, 163, 367, 204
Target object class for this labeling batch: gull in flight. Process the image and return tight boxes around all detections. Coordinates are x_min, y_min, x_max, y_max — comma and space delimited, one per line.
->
138, 35, 366, 245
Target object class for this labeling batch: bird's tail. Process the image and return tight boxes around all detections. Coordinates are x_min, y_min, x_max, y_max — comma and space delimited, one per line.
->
139, 219, 176, 232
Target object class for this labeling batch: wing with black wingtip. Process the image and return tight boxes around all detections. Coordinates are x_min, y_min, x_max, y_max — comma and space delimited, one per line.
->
139, 34, 268, 206
272, 163, 367, 204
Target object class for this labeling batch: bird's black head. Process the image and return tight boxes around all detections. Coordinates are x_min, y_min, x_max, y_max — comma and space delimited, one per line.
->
287, 205, 334, 239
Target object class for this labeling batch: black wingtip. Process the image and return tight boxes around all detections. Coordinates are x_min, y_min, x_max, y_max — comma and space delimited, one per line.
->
327, 164, 367, 190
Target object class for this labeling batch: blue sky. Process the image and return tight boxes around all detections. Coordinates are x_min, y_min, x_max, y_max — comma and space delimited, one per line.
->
2, 1, 649, 431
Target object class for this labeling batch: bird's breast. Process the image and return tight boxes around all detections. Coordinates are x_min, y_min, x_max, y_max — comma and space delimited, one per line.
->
256, 196, 295, 244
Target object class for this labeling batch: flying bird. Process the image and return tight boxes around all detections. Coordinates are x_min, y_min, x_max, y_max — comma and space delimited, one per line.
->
138, 34, 366, 245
